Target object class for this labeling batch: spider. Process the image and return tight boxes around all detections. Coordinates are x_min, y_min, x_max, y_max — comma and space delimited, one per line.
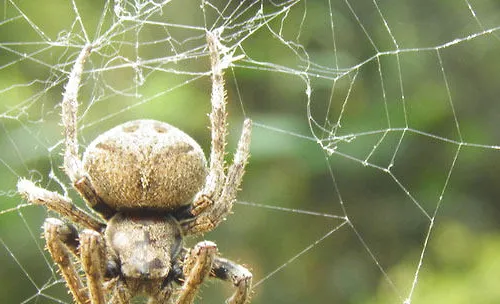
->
17, 31, 252, 304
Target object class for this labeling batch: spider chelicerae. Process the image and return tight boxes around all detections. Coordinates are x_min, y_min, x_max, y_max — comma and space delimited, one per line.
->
17, 31, 253, 304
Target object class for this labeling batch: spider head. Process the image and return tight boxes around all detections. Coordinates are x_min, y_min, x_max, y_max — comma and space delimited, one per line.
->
105, 212, 182, 279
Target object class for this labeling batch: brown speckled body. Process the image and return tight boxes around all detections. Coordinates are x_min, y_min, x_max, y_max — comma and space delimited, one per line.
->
82, 119, 208, 211
18, 33, 253, 304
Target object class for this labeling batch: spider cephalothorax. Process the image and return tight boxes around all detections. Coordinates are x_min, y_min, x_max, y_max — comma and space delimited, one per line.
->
106, 211, 183, 280
18, 31, 252, 304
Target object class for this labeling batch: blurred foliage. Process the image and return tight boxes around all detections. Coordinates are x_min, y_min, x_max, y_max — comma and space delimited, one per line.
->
368, 221, 500, 304
1, 0, 500, 304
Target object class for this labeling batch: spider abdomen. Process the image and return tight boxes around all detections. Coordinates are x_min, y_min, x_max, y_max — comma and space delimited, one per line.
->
82, 119, 208, 211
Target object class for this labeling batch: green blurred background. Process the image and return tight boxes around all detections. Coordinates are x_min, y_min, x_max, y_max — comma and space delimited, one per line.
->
1, 0, 500, 303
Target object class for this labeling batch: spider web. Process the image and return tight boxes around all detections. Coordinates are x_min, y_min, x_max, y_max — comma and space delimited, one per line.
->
1, 0, 500, 303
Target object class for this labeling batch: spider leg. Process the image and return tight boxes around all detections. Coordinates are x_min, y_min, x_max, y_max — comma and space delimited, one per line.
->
60, 44, 115, 220
43, 218, 89, 304
174, 241, 217, 304
203, 30, 230, 199
108, 280, 132, 304
17, 179, 104, 231
216, 118, 252, 218
80, 229, 106, 304
146, 283, 173, 304
184, 31, 252, 235
211, 256, 252, 304
186, 119, 251, 234
61, 44, 92, 184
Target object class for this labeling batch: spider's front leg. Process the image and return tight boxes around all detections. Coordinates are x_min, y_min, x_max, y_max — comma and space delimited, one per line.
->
44, 218, 109, 304
18, 180, 109, 303
211, 256, 252, 304
80, 229, 107, 304
43, 218, 89, 304
108, 280, 133, 304
173, 241, 253, 304
176, 242, 253, 304
174, 241, 218, 304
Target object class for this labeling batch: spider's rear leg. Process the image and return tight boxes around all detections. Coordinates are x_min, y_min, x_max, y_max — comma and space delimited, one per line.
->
185, 119, 252, 235
175, 241, 217, 304
74, 176, 116, 220
43, 218, 89, 304
211, 256, 252, 304
59, 44, 116, 221
80, 229, 106, 304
